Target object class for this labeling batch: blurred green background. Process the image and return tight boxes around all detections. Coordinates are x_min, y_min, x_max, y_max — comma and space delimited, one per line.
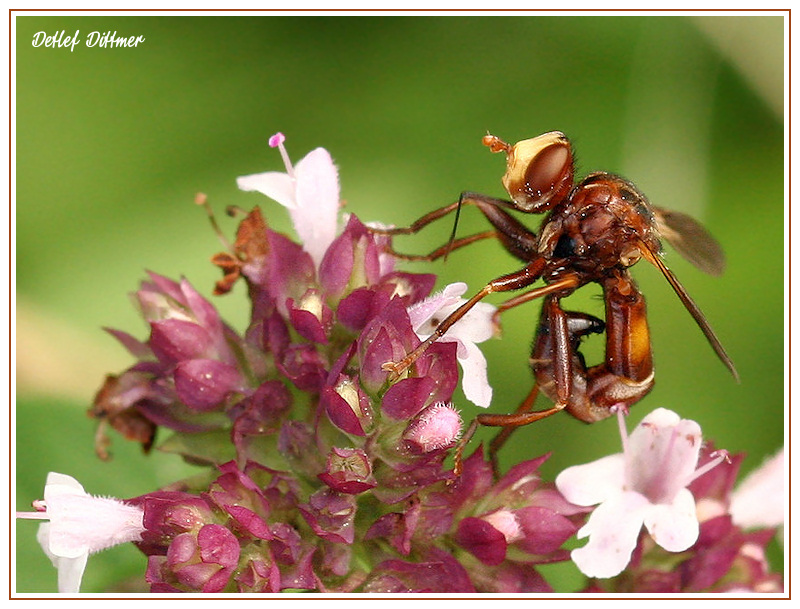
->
15, 15, 784, 593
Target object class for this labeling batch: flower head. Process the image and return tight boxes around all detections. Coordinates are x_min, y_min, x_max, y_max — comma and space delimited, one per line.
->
17, 473, 145, 593
555, 407, 727, 579
237, 132, 340, 268
408, 282, 496, 407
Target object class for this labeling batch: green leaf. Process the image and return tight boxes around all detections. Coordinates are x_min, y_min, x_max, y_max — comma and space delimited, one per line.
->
158, 429, 236, 466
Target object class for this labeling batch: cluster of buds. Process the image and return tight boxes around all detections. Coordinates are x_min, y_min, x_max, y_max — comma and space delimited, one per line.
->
17, 133, 784, 594
73, 132, 577, 593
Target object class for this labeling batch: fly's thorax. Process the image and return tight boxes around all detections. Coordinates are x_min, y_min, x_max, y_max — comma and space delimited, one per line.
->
537, 173, 662, 275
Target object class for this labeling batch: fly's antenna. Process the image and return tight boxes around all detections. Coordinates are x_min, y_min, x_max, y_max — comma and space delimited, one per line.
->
444, 192, 468, 262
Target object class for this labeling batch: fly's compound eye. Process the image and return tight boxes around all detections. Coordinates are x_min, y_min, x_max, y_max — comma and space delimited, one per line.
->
500, 131, 574, 213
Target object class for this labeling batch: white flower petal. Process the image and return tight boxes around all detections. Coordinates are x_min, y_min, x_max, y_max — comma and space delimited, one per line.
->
556, 453, 626, 506
47, 492, 145, 558
36, 521, 56, 562
637, 406, 681, 428
44, 472, 145, 558
571, 491, 650, 578
409, 283, 495, 347
438, 281, 468, 299
730, 448, 785, 529
43, 474, 94, 558
457, 341, 492, 407
44, 472, 86, 493
408, 282, 467, 329
56, 553, 89, 595
37, 522, 89, 594
627, 408, 702, 503
452, 301, 496, 343
643, 487, 699, 552
236, 171, 296, 209
408, 282, 496, 407
293, 147, 340, 266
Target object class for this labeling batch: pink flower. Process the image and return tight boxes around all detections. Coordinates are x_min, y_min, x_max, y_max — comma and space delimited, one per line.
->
555, 408, 728, 579
730, 447, 785, 530
237, 132, 340, 268
16, 472, 145, 593
407, 282, 496, 407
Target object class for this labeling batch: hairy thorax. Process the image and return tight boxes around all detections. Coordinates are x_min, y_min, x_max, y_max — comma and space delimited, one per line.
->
536, 172, 662, 285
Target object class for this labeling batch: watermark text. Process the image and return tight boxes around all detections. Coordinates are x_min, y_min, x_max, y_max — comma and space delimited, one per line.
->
32, 30, 146, 51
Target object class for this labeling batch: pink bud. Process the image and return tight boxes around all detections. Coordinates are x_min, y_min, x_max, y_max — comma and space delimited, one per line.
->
149, 319, 214, 364
403, 402, 462, 454
481, 509, 522, 543
454, 516, 508, 566
321, 376, 372, 437
173, 358, 243, 411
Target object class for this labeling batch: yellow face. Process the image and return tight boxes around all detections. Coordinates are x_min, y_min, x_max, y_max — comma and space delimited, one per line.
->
499, 131, 572, 212
482, 131, 574, 213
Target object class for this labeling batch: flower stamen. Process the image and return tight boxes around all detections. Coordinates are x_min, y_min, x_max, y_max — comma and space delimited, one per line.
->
686, 448, 730, 486
269, 132, 295, 178
16, 499, 49, 519
16, 511, 48, 520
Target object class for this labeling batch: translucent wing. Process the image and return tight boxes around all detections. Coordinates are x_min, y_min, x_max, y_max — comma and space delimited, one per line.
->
652, 207, 726, 276
637, 242, 739, 381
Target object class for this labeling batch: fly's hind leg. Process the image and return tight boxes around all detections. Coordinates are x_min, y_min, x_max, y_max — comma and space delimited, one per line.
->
478, 297, 604, 475
555, 272, 655, 423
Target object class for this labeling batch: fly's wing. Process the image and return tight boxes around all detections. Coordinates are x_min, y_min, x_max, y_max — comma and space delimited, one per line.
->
637, 241, 739, 382
652, 207, 726, 276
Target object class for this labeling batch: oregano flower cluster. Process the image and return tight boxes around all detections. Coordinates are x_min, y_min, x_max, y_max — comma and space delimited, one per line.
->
17, 133, 783, 595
